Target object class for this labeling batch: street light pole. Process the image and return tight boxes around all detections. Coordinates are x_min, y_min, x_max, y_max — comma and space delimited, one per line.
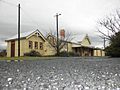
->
55, 13, 61, 56
18, 4, 20, 57
103, 37, 106, 49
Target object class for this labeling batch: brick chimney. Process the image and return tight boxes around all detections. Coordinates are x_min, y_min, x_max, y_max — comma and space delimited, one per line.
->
60, 29, 65, 40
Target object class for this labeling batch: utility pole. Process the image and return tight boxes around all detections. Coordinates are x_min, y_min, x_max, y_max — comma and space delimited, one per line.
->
55, 13, 61, 56
18, 4, 20, 57
103, 37, 106, 49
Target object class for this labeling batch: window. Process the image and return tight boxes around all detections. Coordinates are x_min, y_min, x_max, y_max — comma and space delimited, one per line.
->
35, 42, 38, 49
29, 41, 33, 49
40, 42, 43, 50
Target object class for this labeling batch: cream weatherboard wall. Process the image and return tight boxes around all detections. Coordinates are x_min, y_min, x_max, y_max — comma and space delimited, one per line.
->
6, 41, 11, 57
6, 30, 105, 57
7, 39, 29, 57
6, 34, 56, 57
67, 43, 73, 52
25, 35, 45, 56
81, 35, 91, 46
93, 50, 105, 56
81, 38, 90, 46
43, 41, 56, 56
59, 42, 73, 53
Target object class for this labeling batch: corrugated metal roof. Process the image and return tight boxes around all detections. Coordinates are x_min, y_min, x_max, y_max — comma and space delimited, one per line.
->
5, 29, 47, 41
71, 34, 85, 43
6, 30, 34, 41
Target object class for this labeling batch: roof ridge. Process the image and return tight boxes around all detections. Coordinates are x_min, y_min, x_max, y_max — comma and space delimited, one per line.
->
5, 29, 42, 41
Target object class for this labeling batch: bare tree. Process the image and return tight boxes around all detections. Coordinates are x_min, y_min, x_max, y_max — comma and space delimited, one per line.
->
46, 30, 74, 54
97, 9, 120, 40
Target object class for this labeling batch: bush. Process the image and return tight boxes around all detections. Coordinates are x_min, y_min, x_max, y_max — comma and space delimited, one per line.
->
105, 31, 120, 57
105, 46, 120, 57
24, 50, 41, 57
59, 51, 68, 57
0, 50, 7, 57
68, 52, 79, 56
56, 51, 79, 57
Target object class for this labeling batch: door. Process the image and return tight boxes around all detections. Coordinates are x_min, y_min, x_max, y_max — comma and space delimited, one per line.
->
11, 41, 15, 57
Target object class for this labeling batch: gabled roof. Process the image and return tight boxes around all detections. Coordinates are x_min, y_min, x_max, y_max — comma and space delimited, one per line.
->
5, 29, 46, 41
71, 34, 91, 44
46, 33, 56, 39
72, 44, 95, 49
71, 34, 85, 43
71, 34, 94, 48
46, 33, 92, 45
82, 34, 91, 45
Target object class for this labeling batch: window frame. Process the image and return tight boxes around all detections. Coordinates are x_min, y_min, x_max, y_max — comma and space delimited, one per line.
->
39, 42, 43, 50
35, 41, 38, 49
29, 41, 33, 49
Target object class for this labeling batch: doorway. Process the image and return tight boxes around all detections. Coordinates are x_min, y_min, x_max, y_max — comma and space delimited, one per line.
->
11, 41, 15, 57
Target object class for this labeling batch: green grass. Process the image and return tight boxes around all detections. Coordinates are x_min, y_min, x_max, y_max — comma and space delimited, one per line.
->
0, 56, 33, 60
0, 56, 56, 60
0, 56, 109, 61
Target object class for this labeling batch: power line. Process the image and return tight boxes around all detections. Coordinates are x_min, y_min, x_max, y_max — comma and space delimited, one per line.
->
0, 0, 48, 34
0, 0, 17, 7
21, 7, 40, 26
20, 7, 48, 34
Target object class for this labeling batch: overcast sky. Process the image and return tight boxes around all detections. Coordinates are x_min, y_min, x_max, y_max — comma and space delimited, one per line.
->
0, 0, 120, 49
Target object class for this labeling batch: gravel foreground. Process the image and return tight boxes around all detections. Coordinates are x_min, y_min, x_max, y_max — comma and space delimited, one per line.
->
0, 57, 120, 90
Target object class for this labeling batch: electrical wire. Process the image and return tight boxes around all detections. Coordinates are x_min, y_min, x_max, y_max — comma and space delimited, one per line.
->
0, 0, 17, 7
20, 7, 48, 34
0, 0, 48, 34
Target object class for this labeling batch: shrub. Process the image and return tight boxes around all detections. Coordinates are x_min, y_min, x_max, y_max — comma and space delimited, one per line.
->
24, 50, 41, 57
68, 52, 79, 57
56, 51, 79, 57
105, 31, 120, 57
105, 46, 120, 57
59, 51, 68, 57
